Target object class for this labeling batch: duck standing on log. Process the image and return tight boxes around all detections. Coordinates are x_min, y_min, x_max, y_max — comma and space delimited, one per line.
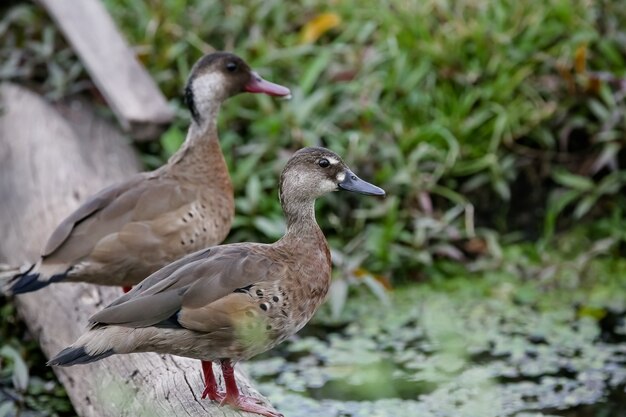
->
49, 147, 385, 417
1, 52, 290, 295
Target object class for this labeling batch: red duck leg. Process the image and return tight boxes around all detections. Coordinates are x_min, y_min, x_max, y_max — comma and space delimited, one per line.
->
201, 360, 223, 402
219, 359, 283, 417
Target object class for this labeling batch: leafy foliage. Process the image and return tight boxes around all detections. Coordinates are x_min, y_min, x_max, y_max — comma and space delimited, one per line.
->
2, 0, 625, 281
98, 0, 626, 282
0, 301, 72, 417
0, 3, 89, 99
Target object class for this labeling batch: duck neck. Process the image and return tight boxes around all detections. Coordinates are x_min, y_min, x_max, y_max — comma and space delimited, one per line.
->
278, 197, 331, 277
280, 197, 323, 242
167, 101, 226, 179
188, 100, 221, 140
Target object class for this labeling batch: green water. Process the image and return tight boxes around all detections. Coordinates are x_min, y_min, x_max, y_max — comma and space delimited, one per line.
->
245, 282, 626, 417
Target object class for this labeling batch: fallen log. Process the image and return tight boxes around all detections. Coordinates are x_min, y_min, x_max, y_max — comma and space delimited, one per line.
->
0, 83, 267, 417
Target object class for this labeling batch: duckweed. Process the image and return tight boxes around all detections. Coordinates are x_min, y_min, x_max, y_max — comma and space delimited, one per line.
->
246, 276, 626, 417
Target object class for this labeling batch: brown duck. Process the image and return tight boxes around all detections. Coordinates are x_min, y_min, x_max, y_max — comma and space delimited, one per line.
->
49, 147, 385, 417
2, 52, 290, 295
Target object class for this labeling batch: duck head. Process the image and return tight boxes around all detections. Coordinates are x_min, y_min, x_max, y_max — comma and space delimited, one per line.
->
184, 52, 291, 124
280, 147, 385, 205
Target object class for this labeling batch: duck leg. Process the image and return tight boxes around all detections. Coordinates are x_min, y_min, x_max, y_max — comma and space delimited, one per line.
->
219, 359, 283, 417
200, 360, 224, 402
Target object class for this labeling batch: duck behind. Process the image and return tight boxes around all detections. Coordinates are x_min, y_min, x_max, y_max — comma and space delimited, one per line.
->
2, 52, 290, 295
49, 147, 385, 417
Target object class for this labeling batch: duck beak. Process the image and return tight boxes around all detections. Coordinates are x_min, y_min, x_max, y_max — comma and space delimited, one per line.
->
338, 170, 386, 196
245, 72, 291, 97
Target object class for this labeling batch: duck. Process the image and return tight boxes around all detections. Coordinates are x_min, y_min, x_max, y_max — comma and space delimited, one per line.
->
48, 147, 385, 417
2, 52, 290, 295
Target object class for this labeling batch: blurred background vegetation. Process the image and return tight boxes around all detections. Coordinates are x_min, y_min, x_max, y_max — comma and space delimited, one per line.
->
1, 0, 625, 416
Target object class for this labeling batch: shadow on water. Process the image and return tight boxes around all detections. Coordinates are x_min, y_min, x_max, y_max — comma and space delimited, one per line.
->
549, 386, 626, 417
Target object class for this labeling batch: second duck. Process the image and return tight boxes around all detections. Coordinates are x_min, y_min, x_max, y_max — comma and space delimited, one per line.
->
3, 52, 290, 294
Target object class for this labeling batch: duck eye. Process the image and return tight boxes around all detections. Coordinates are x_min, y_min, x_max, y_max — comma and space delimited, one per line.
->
226, 62, 237, 72
318, 158, 330, 168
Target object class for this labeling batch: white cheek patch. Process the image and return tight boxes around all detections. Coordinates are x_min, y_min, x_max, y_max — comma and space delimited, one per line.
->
189, 72, 227, 128
336, 172, 346, 183
320, 178, 339, 193
194, 73, 227, 104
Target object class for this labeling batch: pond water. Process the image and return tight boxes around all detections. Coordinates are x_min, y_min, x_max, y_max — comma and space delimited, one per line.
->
245, 282, 626, 417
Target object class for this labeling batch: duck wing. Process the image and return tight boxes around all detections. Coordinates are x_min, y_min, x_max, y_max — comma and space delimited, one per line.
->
89, 243, 286, 329
41, 172, 195, 265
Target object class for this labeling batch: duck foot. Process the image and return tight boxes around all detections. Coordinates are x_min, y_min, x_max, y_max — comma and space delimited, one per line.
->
220, 395, 283, 417
200, 360, 224, 402
219, 359, 283, 417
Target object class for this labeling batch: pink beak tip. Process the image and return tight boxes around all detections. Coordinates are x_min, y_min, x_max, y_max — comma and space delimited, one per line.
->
245, 72, 291, 97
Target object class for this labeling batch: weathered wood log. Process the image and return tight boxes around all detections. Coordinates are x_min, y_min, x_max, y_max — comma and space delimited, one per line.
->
37, 0, 175, 140
0, 83, 267, 417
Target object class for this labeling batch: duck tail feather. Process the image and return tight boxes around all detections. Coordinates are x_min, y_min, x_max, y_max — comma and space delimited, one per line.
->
4, 264, 67, 295
48, 345, 114, 367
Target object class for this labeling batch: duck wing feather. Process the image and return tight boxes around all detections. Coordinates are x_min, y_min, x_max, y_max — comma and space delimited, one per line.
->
88, 244, 286, 329
42, 172, 196, 264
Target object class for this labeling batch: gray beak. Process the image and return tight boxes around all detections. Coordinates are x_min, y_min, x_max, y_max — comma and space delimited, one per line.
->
338, 169, 385, 196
